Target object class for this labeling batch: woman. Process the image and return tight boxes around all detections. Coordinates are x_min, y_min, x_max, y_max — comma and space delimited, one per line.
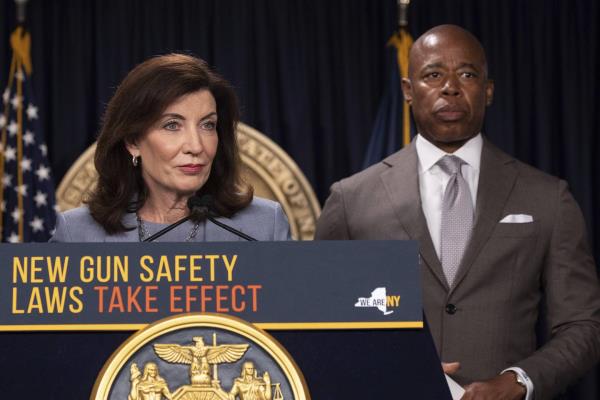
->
51, 54, 290, 242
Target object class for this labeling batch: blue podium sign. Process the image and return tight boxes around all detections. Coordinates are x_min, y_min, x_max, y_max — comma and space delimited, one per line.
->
0, 241, 422, 331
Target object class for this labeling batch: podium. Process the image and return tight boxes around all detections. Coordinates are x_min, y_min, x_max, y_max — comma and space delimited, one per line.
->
0, 241, 451, 398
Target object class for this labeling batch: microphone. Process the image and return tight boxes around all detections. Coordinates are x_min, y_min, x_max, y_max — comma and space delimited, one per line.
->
186, 194, 213, 219
187, 195, 258, 241
142, 214, 191, 242
141, 196, 210, 242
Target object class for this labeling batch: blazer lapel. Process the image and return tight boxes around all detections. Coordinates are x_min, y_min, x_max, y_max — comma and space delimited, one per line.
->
379, 142, 449, 290
449, 139, 518, 294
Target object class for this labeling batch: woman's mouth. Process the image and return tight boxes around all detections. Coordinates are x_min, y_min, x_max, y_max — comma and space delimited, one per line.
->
178, 164, 204, 174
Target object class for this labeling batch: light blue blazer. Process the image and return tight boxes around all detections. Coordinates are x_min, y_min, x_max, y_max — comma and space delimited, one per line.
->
50, 197, 291, 242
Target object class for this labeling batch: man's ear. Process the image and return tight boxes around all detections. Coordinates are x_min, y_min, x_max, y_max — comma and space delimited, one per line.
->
485, 79, 494, 106
401, 78, 413, 105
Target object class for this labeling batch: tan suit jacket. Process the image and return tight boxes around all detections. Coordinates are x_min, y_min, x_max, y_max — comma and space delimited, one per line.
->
315, 138, 600, 399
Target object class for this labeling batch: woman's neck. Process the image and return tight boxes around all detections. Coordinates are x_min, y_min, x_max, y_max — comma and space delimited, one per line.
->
137, 192, 191, 224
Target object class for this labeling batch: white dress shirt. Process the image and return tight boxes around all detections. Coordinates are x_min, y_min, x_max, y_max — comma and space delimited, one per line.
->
416, 133, 482, 258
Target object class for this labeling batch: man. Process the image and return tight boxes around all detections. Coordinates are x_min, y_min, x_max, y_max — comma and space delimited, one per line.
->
315, 25, 600, 399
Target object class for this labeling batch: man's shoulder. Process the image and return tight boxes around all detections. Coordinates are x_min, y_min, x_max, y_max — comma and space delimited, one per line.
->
514, 159, 560, 185
336, 147, 412, 191
484, 141, 562, 187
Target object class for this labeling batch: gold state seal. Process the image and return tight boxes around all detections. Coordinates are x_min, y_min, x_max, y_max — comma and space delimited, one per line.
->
91, 313, 309, 400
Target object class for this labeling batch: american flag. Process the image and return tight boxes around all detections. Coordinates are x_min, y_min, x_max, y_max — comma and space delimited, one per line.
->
0, 27, 57, 243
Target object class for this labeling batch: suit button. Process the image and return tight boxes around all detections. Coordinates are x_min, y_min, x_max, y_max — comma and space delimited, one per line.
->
445, 304, 457, 314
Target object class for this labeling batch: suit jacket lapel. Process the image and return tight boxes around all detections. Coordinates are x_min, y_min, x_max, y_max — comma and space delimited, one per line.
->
379, 142, 449, 290
449, 139, 518, 294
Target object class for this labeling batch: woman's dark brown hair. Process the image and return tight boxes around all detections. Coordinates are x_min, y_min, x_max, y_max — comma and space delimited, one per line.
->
87, 53, 252, 233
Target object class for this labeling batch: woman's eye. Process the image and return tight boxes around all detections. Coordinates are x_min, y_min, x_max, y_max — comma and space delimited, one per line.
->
201, 120, 217, 130
163, 121, 180, 131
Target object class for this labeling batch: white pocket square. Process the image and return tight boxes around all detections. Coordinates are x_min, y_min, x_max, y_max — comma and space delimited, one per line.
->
500, 214, 533, 223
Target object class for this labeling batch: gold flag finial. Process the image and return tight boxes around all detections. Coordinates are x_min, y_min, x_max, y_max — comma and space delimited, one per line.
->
10, 27, 32, 75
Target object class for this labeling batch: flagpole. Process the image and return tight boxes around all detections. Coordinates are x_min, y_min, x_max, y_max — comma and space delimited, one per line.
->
394, 0, 413, 147
397, 0, 409, 29
13, 0, 30, 241
15, 0, 29, 24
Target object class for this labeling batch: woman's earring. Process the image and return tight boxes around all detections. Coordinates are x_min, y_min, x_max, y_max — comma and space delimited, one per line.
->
132, 155, 139, 167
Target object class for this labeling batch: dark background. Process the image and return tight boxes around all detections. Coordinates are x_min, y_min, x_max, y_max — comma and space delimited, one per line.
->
0, 0, 598, 398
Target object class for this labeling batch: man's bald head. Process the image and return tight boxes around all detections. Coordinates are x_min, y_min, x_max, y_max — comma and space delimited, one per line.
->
401, 24, 494, 153
409, 25, 488, 80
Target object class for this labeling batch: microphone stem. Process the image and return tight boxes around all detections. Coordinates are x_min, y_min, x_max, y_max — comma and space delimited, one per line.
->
143, 215, 191, 242
207, 216, 257, 241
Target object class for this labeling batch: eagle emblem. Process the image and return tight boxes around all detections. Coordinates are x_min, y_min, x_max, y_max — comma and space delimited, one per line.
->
154, 336, 249, 386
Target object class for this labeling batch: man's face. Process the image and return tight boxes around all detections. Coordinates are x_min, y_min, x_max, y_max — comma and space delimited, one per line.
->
147, 364, 157, 377
244, 364, 255, 376
402, 30, 494, 152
